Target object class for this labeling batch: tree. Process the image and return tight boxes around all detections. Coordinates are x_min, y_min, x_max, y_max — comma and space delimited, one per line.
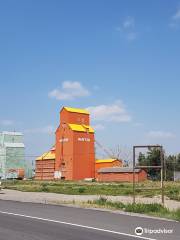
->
138, 152, 146, 166
165, 155, 176, 180
176, 154, 180, 171
147, 148, 161, 179
110, 145, 131, 166
137, 149, 180, 181
137, 148, 161, 180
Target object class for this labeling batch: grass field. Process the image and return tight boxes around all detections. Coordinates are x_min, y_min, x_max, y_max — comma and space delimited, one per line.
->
2, 180, 180, 221
2, 180, 180, 201
86, 197, 180, 221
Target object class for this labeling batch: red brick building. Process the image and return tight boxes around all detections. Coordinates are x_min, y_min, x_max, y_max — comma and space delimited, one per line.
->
35, 147, 55, 180
97, 167, 147, 182
95, 159, 122, 178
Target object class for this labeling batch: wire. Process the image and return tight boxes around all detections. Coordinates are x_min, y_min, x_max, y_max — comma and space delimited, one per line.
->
0, 154, 40, 157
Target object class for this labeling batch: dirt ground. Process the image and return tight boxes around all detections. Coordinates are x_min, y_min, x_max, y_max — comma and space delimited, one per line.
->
0, 189, 180, 211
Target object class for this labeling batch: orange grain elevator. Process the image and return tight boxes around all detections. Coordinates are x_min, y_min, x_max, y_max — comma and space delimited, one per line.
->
55, 107, 95, 180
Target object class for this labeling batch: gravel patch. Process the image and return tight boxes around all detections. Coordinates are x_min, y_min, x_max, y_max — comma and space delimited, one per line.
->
0, 189, 180, 211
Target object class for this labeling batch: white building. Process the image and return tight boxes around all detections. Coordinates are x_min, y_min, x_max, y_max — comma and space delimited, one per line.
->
0, 131, 25, 179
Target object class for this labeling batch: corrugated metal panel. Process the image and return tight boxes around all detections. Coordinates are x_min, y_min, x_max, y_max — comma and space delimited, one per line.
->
64, 107, 89, 115
0, 147, 6, 178
6, 147, 25, 169
4, 143, 25, 148
3, 132, 23, 144
2, 131, 23, 136
0, 131, 25, 179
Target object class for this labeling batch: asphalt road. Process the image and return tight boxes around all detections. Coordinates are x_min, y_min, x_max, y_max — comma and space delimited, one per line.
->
0, 200, 179, 240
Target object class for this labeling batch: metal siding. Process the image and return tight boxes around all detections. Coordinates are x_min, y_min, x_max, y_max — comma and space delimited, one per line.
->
0, 132, 25, 179
0, 147, 6, 178
4, 134, 23, 143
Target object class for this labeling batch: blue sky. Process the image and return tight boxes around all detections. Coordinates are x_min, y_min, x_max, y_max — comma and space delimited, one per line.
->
0, 0, 180, 158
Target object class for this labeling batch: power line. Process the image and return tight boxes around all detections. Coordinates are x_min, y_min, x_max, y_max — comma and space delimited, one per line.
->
0, 154, 39, 157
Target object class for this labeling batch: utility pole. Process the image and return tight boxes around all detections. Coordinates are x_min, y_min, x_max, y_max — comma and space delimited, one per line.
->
173, 156, 176, 181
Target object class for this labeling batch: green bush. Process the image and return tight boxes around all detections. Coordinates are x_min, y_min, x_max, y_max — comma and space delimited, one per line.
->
95, 196, 107, 205
92, 198, 125, 209
125, 203, 167, 214
173, 208, 180, 221
41, 183, 48, 192
87, 200, 180, 221
78, 187, 86, 194
167, 188, 180, 201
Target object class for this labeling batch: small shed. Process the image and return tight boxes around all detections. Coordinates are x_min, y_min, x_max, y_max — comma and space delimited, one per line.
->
35, 148, 55, 180
95, 159, 122, 178
97, 167, 147, 182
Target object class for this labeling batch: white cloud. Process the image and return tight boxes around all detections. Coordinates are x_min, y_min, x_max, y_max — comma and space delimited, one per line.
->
48, 81, 90, 100
0, 120, 14, 126
172, 9, 180, 20
24, 125, 55, 135
169, 8, 180, 29
123, 16, 135, 29
87, 101, 131, 123
147, 131, 175, 139
116, 16, 137, 41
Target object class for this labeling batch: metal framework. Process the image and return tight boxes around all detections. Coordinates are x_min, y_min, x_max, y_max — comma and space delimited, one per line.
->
133, 145, 164, 205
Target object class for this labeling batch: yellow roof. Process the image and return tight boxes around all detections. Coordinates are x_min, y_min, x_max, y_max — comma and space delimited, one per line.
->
36, 151, 55, 161
64, 107, 89, 115
83, 125, 95, 133
68, 124, 94, 133
96, 159, 117, 163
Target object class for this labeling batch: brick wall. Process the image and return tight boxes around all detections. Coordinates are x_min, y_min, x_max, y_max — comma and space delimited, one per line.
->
35, 159, 55, 180
95, 160, 122, 178
97, 170, 147, 182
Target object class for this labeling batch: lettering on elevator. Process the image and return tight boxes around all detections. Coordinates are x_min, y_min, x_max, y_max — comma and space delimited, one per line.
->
59, 138, 69, 143
78, 138, 90, 142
